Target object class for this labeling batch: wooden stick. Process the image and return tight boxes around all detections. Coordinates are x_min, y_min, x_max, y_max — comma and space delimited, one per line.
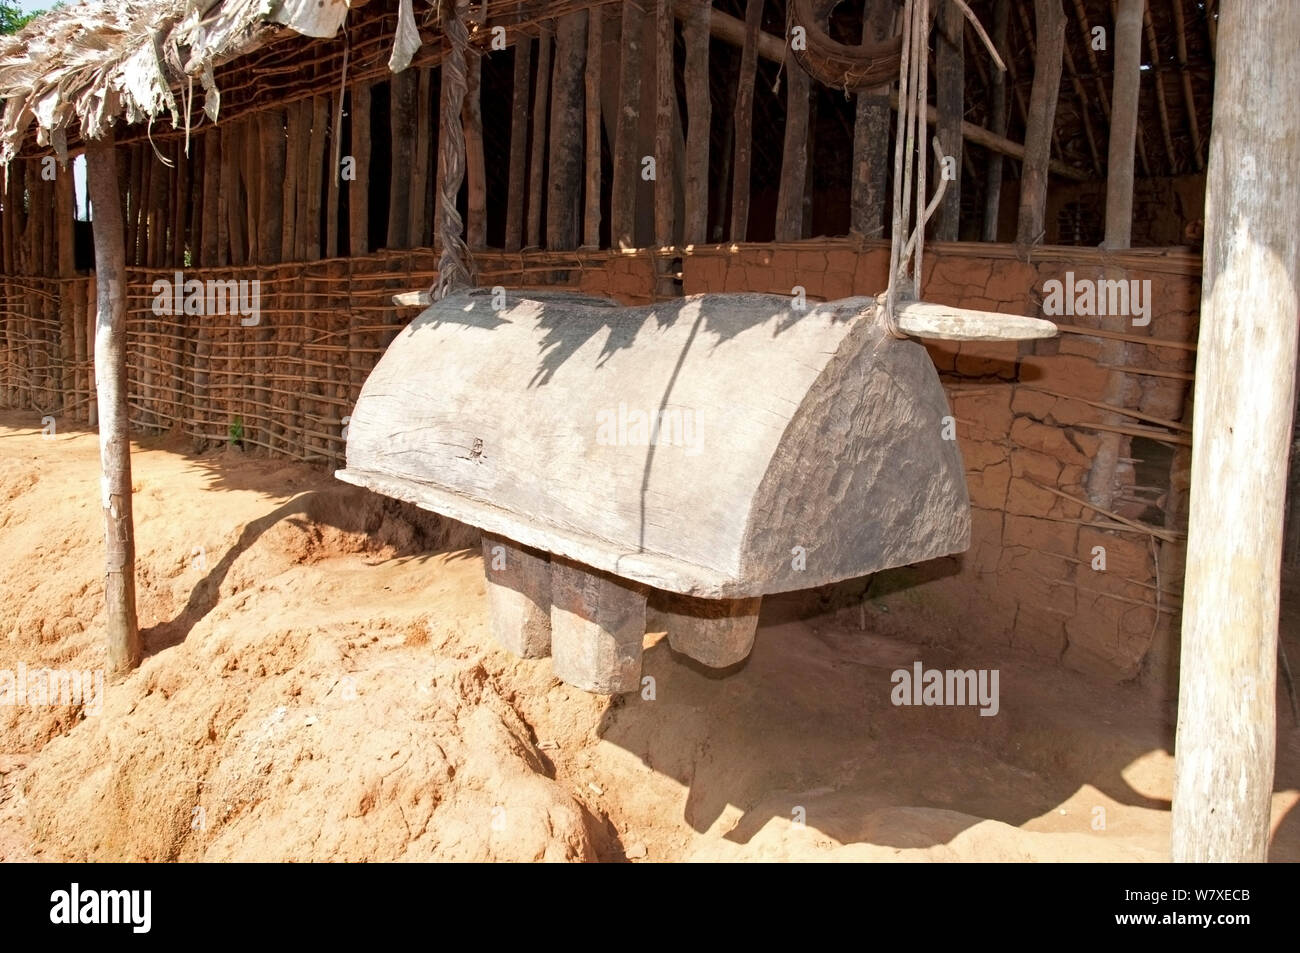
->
526, 22, 553, 249
505, 30, 532, 253
611, 4, 643, 249
933, 0, 963, 241
465, 51, 487, 249
1055, 322, 1197, 351
1031, 481, 1181, 543
1015, 0, 1065, 244
349, 83, 371, 255
1021, 384, 1191, 432
681, 0, 710, 245
1103, 363, 1195, 382
547, 12, 588, 252
654, 0, 675, 249
729, 0, 763, 243
1077, 419, 1191, 447
775, 32, 810, 242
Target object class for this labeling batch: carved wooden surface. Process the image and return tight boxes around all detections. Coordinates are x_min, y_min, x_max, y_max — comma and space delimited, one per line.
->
339, 289, 970, 598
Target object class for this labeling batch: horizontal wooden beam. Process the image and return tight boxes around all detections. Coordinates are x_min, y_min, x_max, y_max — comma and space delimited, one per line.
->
670, 1, 1089, 182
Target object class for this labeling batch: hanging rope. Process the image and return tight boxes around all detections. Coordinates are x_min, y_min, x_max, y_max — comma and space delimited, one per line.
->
882, 0, 1004, 338
432, 0, 476, 300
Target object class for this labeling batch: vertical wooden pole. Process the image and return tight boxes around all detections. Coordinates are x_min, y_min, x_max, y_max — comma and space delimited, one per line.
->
547, 12, 589, 252
981, 0, 1009, 241
682, 0, 711, 246
1172, 0, 1299, 863
411, 69, 433, 249
729, 0, 763, 242
1014, 0, 1065, 245
526, 23, 553, 249
388, 69, 418, 249
934, 0, 964, 241
611, 2, 644, 250
56, 165, 75, 414
583, 10, 605, 248
505, 34, 532, 252
653, 0, 675, 250
775, 41, 810, 241
349, 84, 371, 256
201, 129, 220, 266
465, 51, 487, 250
260, 110, 286, 264
1103, 0, 1143, 250
86, 130, 141, 675
326, 94, 341, 257
851, 1, 895, 239
1085, 0, 1143, 510
306, 95, 328, 260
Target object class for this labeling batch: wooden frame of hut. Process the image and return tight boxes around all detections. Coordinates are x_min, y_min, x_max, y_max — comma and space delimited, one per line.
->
0, 0, 1294, 861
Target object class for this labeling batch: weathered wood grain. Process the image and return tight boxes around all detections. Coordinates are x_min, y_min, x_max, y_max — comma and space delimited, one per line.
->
339, 290, 970, 598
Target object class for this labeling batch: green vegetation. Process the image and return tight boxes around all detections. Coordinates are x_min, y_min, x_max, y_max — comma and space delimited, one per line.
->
0, 2, 43, 35
228, 416, 244, 447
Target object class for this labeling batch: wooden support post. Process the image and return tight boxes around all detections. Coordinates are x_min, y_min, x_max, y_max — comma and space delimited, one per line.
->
465, 50, 487, 249
611, 2, 644, 249
260, 110, 285, 265
547, 12, 588, 252
349, 84, 371, 255
387, 69, 418, 249
482, 534, 552, 658
583, 10, 604, 248
1014, 0, 1065, 245
526, 23, 553, 249
682, 0, 710, 245
851, 2, 894, 239
1172, 0, 1300, 863
934, 0, 964, 241
1104, 0, 1142, 251
550, 559, 645, 695
56, 166, 75, 415
1084, 0, 1144, 510
775, 33, 810, 242
654, 0, 675, 249
982, 0, 1009, 241
729, 0, 763, 242
86, 131, 141, 675
411, 69, 432, 249
306, 96, 328, 260
649, 593, 761, 669
505, 34, 532, 253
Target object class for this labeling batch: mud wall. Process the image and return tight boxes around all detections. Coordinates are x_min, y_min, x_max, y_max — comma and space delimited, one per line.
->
684, 239, 1199, 683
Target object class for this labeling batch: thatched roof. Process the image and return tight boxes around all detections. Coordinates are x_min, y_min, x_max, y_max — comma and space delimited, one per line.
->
0, 0, 359, 164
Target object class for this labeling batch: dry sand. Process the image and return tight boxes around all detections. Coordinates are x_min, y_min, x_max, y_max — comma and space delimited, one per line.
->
0, 410, 1296, 861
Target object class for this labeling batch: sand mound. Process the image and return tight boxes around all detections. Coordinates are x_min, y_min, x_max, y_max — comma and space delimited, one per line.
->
1, 413, 1297, 862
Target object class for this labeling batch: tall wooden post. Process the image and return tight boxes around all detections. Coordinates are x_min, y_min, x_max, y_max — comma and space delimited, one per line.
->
654, 0, 675, 249
729, 0, 763, 242
547, 12, 588, 251
583, 9, 605, 248
682, 0, 711, 245
86, 130, 141, 676
851, 1, 895, 239
1172, 0, 1300, 863
1085, 0, 1143, 509
934, 0, 964, 241
1014, 0, 1065, 245
611, 2, 644, 249
1103, 0, 1143, 249
981, 0, 1009, 241
775, 36, 810, 241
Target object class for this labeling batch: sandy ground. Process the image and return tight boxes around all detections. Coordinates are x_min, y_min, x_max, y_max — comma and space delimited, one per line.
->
0, 410, 1297, 862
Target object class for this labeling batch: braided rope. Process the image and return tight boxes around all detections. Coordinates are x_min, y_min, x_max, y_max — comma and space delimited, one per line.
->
433, 0, 476, 300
